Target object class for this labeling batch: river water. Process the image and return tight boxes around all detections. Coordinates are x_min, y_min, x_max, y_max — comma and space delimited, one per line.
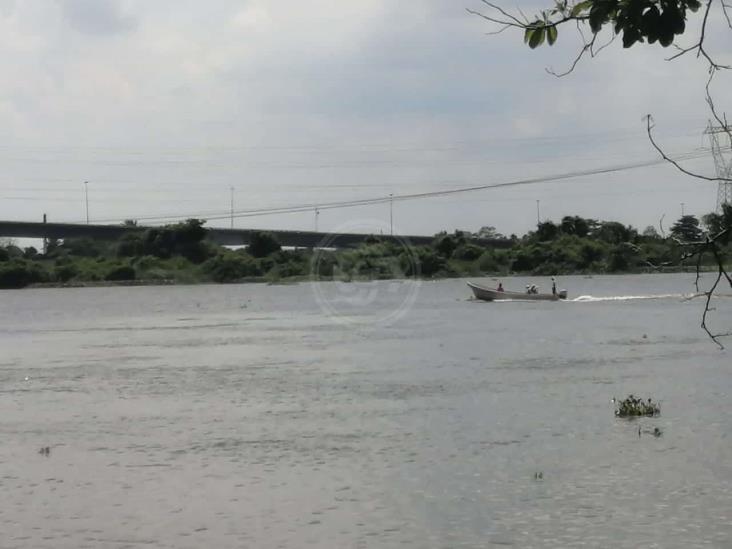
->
1, 274, 731, 548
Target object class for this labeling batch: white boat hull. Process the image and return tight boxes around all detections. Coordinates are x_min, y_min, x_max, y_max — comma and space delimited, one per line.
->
467, 281, 567, 302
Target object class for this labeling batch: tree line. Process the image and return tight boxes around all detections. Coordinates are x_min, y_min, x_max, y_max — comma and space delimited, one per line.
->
0, 209, 730, 289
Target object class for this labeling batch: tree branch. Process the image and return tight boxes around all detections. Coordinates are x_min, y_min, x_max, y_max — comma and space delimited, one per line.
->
705, 70, 732, 145
645, 115, 732, 182
547, 33, 598, 77
666, 0, 731, 69
722, 0, 732, 28
671, 228, 732, 347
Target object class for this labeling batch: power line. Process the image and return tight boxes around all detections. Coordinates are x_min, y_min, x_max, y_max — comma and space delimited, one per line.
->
84, 148, 711, 225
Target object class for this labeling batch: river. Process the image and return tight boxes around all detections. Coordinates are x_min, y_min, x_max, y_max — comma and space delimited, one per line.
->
1, 274, 731, 548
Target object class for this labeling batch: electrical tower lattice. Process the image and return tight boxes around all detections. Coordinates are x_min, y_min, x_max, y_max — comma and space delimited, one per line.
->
705, 122, 732, 211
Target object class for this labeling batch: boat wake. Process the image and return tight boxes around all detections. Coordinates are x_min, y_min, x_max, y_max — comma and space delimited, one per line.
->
571, 293, 705, 302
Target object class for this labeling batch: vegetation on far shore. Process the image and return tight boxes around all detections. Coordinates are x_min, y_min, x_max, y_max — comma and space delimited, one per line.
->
1, 208, 730, 290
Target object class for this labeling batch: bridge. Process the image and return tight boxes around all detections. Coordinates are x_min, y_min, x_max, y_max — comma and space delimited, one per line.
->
0, 220, 511, 249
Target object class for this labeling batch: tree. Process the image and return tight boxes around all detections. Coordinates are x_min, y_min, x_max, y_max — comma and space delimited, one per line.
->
560, 216, 591, 237
468, 1, 724, 66
0, 260, 49, 289
45, 238, 60, 255
702, 205, 732, 243
141, 219, 211, 263
642, 225, 661, 239
413, 247, 445, 277
117, 233, 145, 257
433, 233, 459, 257
248, 232, 281, 258
203, 252, 263, 282
593, 221, 635, 244
607, 244, 634, 272
477, 225, 506, 239
452, 243, 485, 261
670, 214, 703, 242
23, 247, 39, 259
535, 221, 559, 241
702, 212, 724, 234
53, 237, 108, 258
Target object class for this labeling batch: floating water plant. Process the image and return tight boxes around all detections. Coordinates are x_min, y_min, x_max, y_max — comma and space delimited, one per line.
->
613, 395, 660, 418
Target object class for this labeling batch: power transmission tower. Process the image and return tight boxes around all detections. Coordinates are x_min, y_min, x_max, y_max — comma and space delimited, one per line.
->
705, 122, 732, 211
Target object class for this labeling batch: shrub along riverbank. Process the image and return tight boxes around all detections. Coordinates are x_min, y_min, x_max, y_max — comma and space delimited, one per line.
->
1, 210, 730, 290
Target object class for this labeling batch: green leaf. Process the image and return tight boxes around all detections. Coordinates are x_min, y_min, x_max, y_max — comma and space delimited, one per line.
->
658, 30, 674, 47
571, 0, 593, 17
622, 27, 640, 48
547, 25, 558, 45
528, 26, 546, 49
524, 27, 535, 44
589, 4, 607, 33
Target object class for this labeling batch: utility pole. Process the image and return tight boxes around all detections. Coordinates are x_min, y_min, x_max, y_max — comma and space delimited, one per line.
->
230, 187, 234, 229
84, 181, 89, 224
680, 202, 685, 216
536, 200, 540, 225
389, 194, 393, 235
704, 122, 732, 211
42, 213, 48, 255
314, 208, 320, 232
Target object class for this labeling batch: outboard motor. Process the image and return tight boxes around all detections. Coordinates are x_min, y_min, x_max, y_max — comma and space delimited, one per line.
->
558, 289, 568, 300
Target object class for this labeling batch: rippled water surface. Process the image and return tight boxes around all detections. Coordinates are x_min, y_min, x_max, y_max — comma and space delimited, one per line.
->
2, 274, 731, 548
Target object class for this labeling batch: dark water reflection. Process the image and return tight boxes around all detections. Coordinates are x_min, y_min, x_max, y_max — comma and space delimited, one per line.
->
1, 274, 731, 548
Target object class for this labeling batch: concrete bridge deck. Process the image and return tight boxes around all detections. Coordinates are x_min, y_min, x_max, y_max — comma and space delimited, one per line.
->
0, 220, 510, 250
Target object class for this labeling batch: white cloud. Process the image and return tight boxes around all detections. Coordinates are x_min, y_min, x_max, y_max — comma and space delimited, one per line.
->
58, 0, 136, 35
232, 3, 271, 30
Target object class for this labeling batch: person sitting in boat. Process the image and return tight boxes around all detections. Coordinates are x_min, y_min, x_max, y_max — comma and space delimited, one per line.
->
529, 284, 538, 294
526, 284, 531, 294
497, 282, 504, 292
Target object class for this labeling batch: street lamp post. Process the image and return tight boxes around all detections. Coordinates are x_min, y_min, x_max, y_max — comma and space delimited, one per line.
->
84, 181, 89, 224
230, 187, 234, 229
389, 194, 393, 235
536, 199, 540, 225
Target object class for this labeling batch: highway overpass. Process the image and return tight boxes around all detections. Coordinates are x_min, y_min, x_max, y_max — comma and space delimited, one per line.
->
0, 220, 511, 250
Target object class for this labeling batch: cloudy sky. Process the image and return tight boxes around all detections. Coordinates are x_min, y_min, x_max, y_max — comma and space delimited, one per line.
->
1, 0, 730, 237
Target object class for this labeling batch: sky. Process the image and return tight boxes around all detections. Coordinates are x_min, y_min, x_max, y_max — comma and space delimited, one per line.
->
1, 0, 731, 239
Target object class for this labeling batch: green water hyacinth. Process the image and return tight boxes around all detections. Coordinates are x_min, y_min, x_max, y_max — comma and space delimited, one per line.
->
613, 394, 660, 417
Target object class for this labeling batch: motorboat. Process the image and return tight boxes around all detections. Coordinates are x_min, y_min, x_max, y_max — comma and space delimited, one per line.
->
467, 281, 567, 301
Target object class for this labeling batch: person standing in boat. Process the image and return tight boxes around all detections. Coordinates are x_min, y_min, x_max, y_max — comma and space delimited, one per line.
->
551, 277, 556, 296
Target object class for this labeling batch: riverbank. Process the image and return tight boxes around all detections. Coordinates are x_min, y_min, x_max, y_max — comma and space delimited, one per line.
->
2, 215, 730, 289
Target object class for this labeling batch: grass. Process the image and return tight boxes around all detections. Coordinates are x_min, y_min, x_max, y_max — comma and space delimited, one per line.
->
614, 394, 661, 417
